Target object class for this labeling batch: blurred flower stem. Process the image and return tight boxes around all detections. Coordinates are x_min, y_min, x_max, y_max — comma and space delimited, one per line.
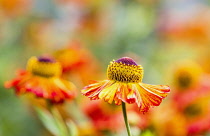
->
47, 100, 53, 112
122, 102, 132, 136
39, 100, 75, 136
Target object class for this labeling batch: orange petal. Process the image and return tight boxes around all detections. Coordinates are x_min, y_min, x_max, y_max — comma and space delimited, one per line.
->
116, 83, 136, 104
139, 83, 170, 98
81, 80, 114, 100
136, 83, 170, 112
99, 82, 119, 104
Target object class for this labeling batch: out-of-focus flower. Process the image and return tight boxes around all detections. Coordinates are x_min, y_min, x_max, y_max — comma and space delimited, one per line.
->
173, 60, 203, 90
54, 41, 88, 73
173, 83, 210, 112
187, 114, 210, 135
4, 56, 76, 103
54, 41, 102, 84
172, 60, 208, 110
159, 8, 210, 45
151, 102, 187, 136
199, 49, 210, 74
171, 60, 210, 135
172, 88, 210, 135
0, 0, 31, 17
173, 78, 210, 135
82, 57, 170, 113
83, 101, 123, 133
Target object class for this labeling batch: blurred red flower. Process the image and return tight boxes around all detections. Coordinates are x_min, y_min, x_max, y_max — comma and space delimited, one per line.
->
171, 60, 210, 135
83, 101, 124, 133
4, 56, 76, 104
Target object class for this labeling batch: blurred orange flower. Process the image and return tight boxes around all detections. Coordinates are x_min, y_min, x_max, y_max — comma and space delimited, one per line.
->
82, 57, 170, 113
54, 42, 87, 73
54, 41, 102, 84
4, 56, 76, 103
0, 0, 31, 17
171, 60, 210, 135
152, 102, 187, 136
160, 8, 210, 45
54, 41, 96, 72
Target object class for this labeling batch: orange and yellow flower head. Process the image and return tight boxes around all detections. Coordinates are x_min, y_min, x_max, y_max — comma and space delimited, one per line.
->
82, 57, 170, 113
5, 56, 76, 104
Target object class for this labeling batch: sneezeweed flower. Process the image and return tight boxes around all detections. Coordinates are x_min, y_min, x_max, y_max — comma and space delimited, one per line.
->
173, 60, 203, 90
4, 56, 76, 104
151, 102, 187, 136
82, 57, 170, 113
171, 89, 210, 135
199, 49, 210, 74
187, 114, 210, 135
54, 42, 85, 73
82, 57, 170, 135
54, 41, 102, 85
54, 41, 95, 73
171, 61, 210, 135
172, 80, 210, 135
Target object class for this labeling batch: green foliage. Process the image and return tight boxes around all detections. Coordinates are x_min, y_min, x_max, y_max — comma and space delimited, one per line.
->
36, 107, 78, 136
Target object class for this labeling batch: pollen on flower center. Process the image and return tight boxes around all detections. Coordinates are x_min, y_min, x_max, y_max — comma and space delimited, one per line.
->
107, 57, 143, 83
27, 56, 61, 77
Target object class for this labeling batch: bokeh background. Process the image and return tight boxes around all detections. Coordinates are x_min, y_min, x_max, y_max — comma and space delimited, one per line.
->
1, 0, 210, 136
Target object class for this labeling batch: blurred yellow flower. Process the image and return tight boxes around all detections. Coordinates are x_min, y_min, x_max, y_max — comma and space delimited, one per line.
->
173, 60, 203, 90
82, 57, 170, 113
152, 102, 187, 136
4, 56, 76, 104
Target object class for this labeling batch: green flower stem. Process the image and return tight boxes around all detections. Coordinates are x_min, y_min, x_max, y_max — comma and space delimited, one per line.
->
47, 100, 53, 112
122, 102, 132, 136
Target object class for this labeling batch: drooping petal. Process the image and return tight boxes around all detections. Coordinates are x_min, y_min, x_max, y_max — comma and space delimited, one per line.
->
139, 83, 170, 98
5, 70, 76, 103
116, 83, 137, 104
98, 83, 119, 104
136, 83, 170, 112
81, 80, 114, 100
4, 71, 32, 95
